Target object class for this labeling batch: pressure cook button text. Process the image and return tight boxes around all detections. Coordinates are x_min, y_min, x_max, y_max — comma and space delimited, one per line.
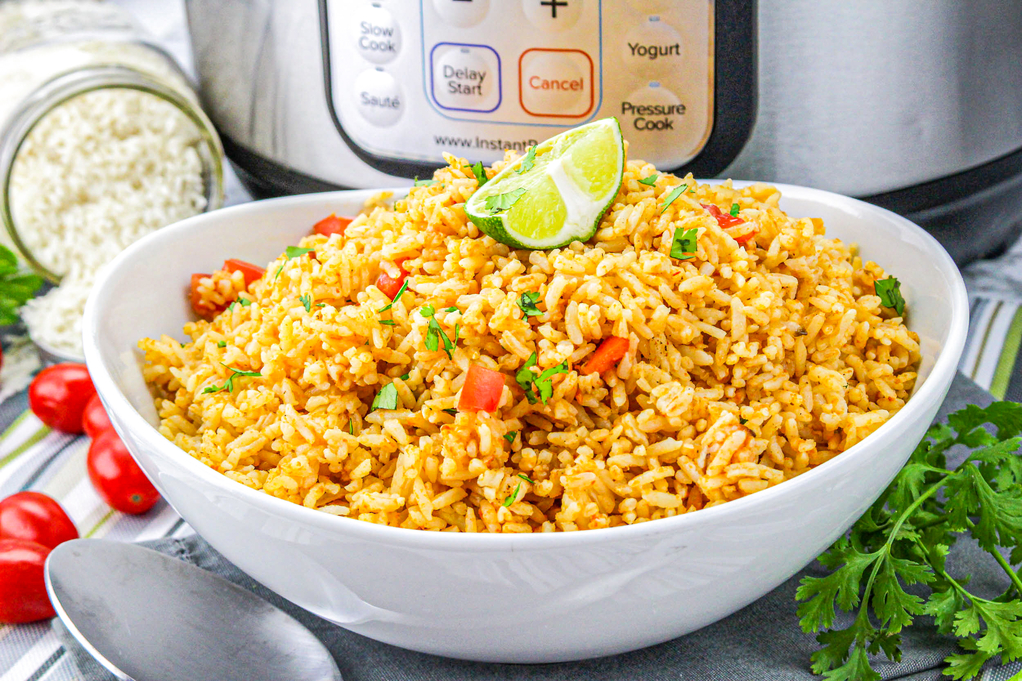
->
352, 5, 401, 65
519, 49, 593, 117
432, 44, 501, 112
354, 69, 403, 127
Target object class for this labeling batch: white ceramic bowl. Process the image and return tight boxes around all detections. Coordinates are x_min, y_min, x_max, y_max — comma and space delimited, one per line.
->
83, 184, 968, 663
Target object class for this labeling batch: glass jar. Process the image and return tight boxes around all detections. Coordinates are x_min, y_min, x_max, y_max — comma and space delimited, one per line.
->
0, 0, 225, 282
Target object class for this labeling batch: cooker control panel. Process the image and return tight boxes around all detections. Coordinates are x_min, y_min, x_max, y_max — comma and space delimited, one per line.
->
322, 0, 714, 171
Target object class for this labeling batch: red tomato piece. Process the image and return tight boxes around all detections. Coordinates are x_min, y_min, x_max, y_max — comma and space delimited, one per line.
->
376, 261, 408, 300
582, 337, 631, 375
458, 365, 505, 412
0, 538, 54, 623
0, 492, 78, 549
87, 430, 160, 515
313, 214, 353, 237
700, 203, 745, 229
223, 259, 265, 286
82, 393, 113, 439
28, 363, 96, 434
189, 273, 223, 321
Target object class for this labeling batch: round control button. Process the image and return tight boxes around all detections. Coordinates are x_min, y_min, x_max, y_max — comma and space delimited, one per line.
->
433, 45, 500, 112
432, 0, 489, 27
352, 5, 401, 65
622, 17, 684, 75
354, 68, 403, 127
520, 49, 592, 117
522, 0, 583, 32
619, 82, 687, 158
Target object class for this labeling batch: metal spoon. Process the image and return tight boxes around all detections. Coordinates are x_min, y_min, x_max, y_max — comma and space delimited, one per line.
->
45, 539, 342, 681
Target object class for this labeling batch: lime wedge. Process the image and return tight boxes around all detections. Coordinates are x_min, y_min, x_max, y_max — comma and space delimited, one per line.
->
465, 118, 624, 250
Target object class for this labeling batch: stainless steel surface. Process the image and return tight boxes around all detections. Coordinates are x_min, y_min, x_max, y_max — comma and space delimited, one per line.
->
723, 0, 1022, 195
185, 0, 1022, 196
45, 539, 342, 681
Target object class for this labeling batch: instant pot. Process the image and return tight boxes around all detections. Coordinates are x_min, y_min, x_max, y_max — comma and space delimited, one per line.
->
184, 0, 1022, 264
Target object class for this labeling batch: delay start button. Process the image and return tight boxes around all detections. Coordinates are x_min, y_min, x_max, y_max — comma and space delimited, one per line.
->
352, 4, 401, 65
431, 43, 501, 113
354, 68, 403, 127
519, 48, 593, 118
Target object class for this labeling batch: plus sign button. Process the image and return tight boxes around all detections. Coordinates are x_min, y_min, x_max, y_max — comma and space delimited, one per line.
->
523, 0, 583, 31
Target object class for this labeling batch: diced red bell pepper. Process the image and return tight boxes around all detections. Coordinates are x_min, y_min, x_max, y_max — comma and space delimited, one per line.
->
376, 260, 408, 300
701, 203, 758, 245
582, 337, 630, 375
189, 273, 223, 320
223, 259, 265, 286
313, 214, 353, 237
458, 365, 505, 412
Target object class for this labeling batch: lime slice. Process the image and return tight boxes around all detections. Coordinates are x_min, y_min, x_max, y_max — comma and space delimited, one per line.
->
465, 118, 624, 250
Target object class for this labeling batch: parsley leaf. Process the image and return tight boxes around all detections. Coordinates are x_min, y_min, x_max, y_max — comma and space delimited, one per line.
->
414, 177, 437, 187
299, 294, 311, 312
470, 161, 487, 187
505, 432, 518, 444
670, 228, 699, 260
0, 245, 43, 325
638, 173, 658, 186
875, 277, 906, 316
730, 202, 740, 217
370, 382, 399, 411
517, 291, 542, 318
659, 184, 688, 213
378, 277, 410, 312
797, 401, 1022, 681
517, 146, 537, 174
484, 187, 527, 213
515, 353, 568, 404
502, 482, 522, 508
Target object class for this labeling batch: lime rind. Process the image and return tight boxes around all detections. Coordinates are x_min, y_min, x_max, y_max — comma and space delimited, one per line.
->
465, 118, 624, 250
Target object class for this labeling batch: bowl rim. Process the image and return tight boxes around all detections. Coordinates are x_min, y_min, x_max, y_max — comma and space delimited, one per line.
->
83, 181, 970, 551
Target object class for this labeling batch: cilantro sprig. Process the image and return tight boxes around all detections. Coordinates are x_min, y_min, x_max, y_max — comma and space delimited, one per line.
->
420, 305, 458, 359
201, 363, 262, 394
797, 402, 1022, 680
638, 173, 658, 186
517, 291, 543, 318
299, 294, 312, 312
484, 187, 526, 213
0, 245, 42, 325
515, 352, 568, 405
875, 276, 906, 316
517, 146, 537, 174
469, 161, 488, 187
670, 228, 699, 260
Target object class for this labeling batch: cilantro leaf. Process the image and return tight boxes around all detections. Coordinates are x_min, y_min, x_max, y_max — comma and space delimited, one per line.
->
670, 228, 699, 260
517, 146, 537, 174
875, 276, 905, 316
730, 202, 740, 216
379, 319, 396, 326
515, 352, 567, 404
517, 291, 543, 318
414, 177, 437, 187
378, 277, 410, 312
659, 184, 688, 213
285, 246, 315, 259
202, 364, 261, 394
442, 408, 458, 416
517, 472, 534, 484
217, 341, 226, 348
515, 353, 540, 403
638, 173, 658, 186
484, 187, 527, 213
0, 245, 42, 325
299, 294, 311, 312
371, 382, 399, 411
502, 482, 522, 508
470, 161, 487, 187
504, 432, 518, 444
420, 305, 455, 358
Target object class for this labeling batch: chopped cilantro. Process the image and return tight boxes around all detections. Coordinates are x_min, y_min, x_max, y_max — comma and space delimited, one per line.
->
217, 341, 226, 348
379, 319, 396, 326
670, 227, 699, 260
638, 173, 658, 186
517, 146, 537, 174
421, 305, 455, 358
875, 276, 905, 316
484, 187, 526, 213
238, 297, 252, 307
348, 420, 355, 435
202, 363, 261, 394
316, 302, 326, 308
378, 277, 410, 312
730, 203, 740, 217
299, 294, 311, 312
504, 431, 518, 444
442, 408, 458, 416
470, 161, 488, 187
517, 473, 534, 484
445, 306, 458, 313
660, 184, 688, 213
515, 352, 568, 404
400, 373, 410, 380
502, 482, 522, 508
517, 291, 542, 318
285, 246, 315, 259
414, 177, 437, 187
420, 303, 436, 317
370, 382, 399, 411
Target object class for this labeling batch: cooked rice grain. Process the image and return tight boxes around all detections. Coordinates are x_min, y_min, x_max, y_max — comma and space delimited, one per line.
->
139, 152, 920, 533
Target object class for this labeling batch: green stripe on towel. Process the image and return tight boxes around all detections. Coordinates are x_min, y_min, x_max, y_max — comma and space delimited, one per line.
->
990, 305, 1022, 399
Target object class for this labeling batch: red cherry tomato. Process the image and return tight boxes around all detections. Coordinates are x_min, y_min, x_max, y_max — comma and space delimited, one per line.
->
313, 214, 353, 237
223, 259, 265, 286
28, 363, 96, 434
458, 365, 505, 412
82, 394, 113, 440
189, 272, 223, 320
87, 430, 160, 515
0, 492, 78, 549
375, 260, 408, 300
0, 538, 54, 623
582, 336, 631, 375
